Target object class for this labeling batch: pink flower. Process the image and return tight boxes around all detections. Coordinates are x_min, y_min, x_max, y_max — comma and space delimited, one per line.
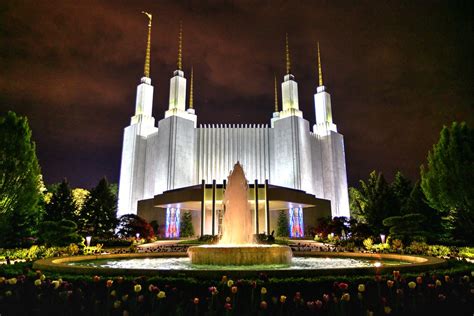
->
387, 280, 394, 288
315, 300, 323, 309
193, 297, 199, 305
323, 294, 330, 302
224, 303, 232, 310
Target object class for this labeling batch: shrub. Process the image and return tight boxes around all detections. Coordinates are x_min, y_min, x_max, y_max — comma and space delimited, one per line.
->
407, 241, 429, 254
390, 239, 403, 252
362, 237, 373, 251
180, 211, 195, 238
426, 245, 451, 257
458, 247, 474, 259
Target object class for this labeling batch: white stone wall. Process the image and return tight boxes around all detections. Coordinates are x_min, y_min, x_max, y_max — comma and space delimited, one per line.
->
197, 124, 270, 183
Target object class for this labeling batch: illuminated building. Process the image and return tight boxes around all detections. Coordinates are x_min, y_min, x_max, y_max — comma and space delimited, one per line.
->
118, 14, 350, 236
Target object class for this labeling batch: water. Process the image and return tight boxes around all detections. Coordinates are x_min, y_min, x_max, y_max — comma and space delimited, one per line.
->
219, 162, 253, 244
68, 256, 409, 271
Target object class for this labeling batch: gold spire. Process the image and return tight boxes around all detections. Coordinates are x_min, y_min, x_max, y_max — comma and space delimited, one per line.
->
189, 67, 194, 109
285, 33, 291, 74
142, 11, 152, 78
274, 74, 279, 112
317, 41, 323, 86
177, 21, 183, 70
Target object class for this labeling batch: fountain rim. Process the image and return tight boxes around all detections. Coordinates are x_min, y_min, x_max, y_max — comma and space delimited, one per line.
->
33, 252, 446, 278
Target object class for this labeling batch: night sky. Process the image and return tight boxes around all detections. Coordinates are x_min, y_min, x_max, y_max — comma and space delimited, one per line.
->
1, 0, 472, 189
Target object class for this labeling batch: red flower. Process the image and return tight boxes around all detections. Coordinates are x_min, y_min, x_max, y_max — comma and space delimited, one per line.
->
393, 271, 400, 279
93, 276, 100, 283
416, 276, 423, 285
338, 283, 349, 290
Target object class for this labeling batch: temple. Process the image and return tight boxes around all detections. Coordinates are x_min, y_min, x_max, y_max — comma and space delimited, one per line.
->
117, 15, 350, 237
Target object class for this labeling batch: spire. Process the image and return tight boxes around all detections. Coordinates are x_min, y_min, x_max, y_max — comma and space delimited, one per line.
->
177, 21, 183, 71
274, 74, 279, 112
285, 33, 291, 74
317, 41, 323, 86
142, 11, 152, 78
189, 67, 194, 109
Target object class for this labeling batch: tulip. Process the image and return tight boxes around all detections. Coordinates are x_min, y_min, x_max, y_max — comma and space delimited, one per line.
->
416, 276, 423, 284
323, 294, 330, 302
193, 297, 199, 304
260, 301, 268, 309
384, 306, 392, 314
338, 282, 349, 290
8, 278, 17, 285
225, 296, 231, 303
106, 280, 113, 288
261, 287, 267, 295
221, 275, 228, 283
40, 274, 46, 281
0, 277, 5, 284
34, 279, 42, 287
358, 284, 365, 292
227, 279, 234, 287
122, 294, 129, 301
231, 286, 238, 294
110, 290, 117, 297
5, 290, 12, 297
114, 300, 121, 309
438, 294, 446, 301
134, 284, 142, 293
341, 293, 350, 301
280, 295, 287, 303
93, 275, 100, 283
387, 280, 394, 288
435, 279, 442, 287
51, 280, 60, 289
157, 291, 166, 299
393, 271, 400, 279
224, 303, 232, 310
408, 281, 416, 289
315, 300, 323, 308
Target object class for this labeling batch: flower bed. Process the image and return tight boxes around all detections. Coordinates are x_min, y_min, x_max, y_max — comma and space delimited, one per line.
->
0, 262, 472, 315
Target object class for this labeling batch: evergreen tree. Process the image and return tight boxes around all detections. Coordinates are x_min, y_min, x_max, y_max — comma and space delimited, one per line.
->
383, 213, 426, 244
0, 111, 43, 247
180, 211, 195, 238
81, 177, 118, 237
406, 181, 444, 243
421, 122, 473, 243
390, 171, 413, 214
276, 210, 289, 237
44, 179, 77, 222
349, 171, 398, 234
38, 219, 82, 247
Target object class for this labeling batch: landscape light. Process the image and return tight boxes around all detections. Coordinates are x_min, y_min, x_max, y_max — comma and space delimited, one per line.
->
86, 236, 92, 247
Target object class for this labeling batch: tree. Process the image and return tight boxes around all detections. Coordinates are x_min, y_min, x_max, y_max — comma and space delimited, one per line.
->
0, 111, 43, 247
276, 210, 289, 237
44, 179, 77, 222
81, 177, 118, 237
117, 214, 154, 239
38, 219, 82, 247
383, 213, 426, 244
406, 182, 444, 243
390, 171, 413, 215
349, 171, 398, 234
421, 122, 473, 243
180, 211, 195, 238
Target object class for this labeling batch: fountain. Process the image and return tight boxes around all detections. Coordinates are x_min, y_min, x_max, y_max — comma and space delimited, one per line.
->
187, 162, 292, 265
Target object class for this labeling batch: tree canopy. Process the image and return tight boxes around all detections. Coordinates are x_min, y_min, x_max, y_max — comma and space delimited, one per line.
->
44, 178, 77, 222
0, 111, 43, 247
81, 177, 118, 237
421, 121, 473, 243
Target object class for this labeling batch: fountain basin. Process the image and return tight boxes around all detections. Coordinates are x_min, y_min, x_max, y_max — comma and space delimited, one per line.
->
188, 244, 292, 265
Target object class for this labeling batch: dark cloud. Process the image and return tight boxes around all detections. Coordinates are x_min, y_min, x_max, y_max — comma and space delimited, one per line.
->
0, 0, 472, 189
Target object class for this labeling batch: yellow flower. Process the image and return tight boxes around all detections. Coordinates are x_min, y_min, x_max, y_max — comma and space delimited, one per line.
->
227, 279, 234, 287
34, 279, 42, 287
0, 277, 5, 284
51, 280, 60, 289
110, 290, 117, 297
157, 291, 166, 299
122, 294, 129, 301
358, 284, 365, 292
8, 278, 17, 285
134, 284, 142, 293
261, 287, 267, 295
341, 293, 350, 301
384, 306, 392, 314
113, 300, 121, 309
222, 275, 228, 283
280, 295, 287, 303
435, 279, 442, 287
408, 281, 416, 289
40, 274, 46, 281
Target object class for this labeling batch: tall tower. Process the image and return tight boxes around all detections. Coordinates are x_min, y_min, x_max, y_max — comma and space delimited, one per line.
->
312, 43, 350, 217
118, 12, 158, 216
280, 33, 303, 119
